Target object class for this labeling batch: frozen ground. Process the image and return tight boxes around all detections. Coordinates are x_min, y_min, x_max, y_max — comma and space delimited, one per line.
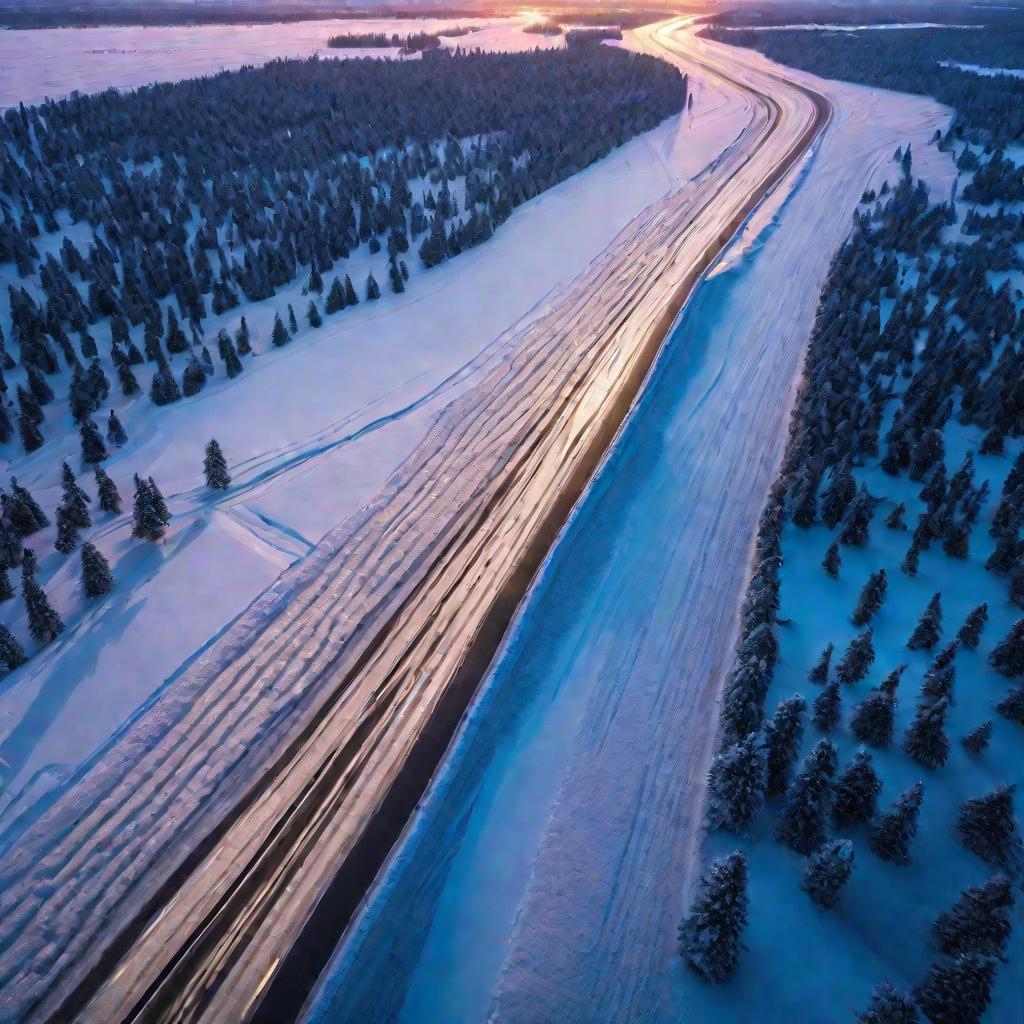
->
0, 26, 751, 832
0, 16, 569, 108
303, 27, 958, 1024
941, 60, 1024, 78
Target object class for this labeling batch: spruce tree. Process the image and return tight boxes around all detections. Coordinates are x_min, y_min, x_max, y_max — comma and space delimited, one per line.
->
989, 618, 1024, 677
942, 517, 970, 559
812, 680, 841, 732
325, 277, 345, 314
235, 316, 251, 355
996, 686, 1024, 725
956, 604, 988, 649
705, 731, 766, 832
54, 505, 80, 555
901, 539, 921, 576
808, 642, 833, 684
9, 479, 48, 534
677, 851, 748, 983
822, 541, 841, 578
60, 462, 92, 529
852, 569, 887, 626
956, 785, 1022, 869
884, 503, 907, 530
839, 492, 875, 546
80, 541, 113, 597
832, 750, 881, 828
272, 312, 290, 347
344, 274, 359, 305
764, 694, 806, 799
851, 690, 896, 747
907, 592, 942, 651
22, 563, 63, 644
855, 980, 920, 1024
836, 628, 875, 684
79, 417, 107, 464
821, 462, 856, 528
95, 466, 122, 515
932, 874, 1014, 958
204, 439, 231, 490
868, 782, 924, 865
306, 299, 322, 328
107, 409, 127, 446
802, 839, 854, 909
962, 721, 992, 755
19, 413, 43, 453
132, 474, 170, 541
914, 952, 997, 1024
903, 695, 951, 770
287, 304, 298, 333
366, 272, 381, 300
0, 624, 27, 671
775, 739, 837, 854
0, 568, 12, 602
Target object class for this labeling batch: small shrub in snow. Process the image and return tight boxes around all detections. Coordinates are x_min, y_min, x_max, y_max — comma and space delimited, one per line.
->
914, 952, 998, 1024
678, 851, 748, 983
802, 839, 854, 909
884, 503, 907, 530
868, 782, 924, 866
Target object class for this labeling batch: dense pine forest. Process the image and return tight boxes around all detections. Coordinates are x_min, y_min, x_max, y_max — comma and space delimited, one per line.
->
680, 28, 1024, 1024
0, 43, 684, 670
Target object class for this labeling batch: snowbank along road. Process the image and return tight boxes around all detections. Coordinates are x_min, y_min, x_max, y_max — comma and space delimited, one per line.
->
0, 19, 830, 1024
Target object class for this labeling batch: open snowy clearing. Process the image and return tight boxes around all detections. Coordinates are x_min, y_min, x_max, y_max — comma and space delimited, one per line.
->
0, 16, 570, 108
0, 22, 751, 842
304, 24, 961, 1024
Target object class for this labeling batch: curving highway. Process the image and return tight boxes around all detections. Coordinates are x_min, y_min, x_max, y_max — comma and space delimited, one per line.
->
0, 20, 829, 1024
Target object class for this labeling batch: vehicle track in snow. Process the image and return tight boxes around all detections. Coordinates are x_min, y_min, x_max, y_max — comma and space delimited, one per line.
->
0, 19, 830, 1024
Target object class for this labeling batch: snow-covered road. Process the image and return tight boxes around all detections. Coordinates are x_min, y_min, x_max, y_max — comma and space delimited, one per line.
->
0, 18, 834, 1024
305, 28, 956, 1024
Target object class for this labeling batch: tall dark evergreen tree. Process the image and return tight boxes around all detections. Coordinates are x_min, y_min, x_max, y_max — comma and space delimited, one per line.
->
677, 851, 749, 983
0, 624, 27, 672
107, 409, 127, 446
79, 417, 107, 464
775, 738, 837, 854
22, 562, 63, 644
956, 786, 1022, 870
868, 782, 924, 866
272, 312, 290, 347
914, 952, 998, 1024
95, 466, 122, 515
764, 695, 806, 799
132, 474, 170, 541
822, 541, 841, 578
962, 720, 992, 755
989, 618, 1024, 677
802, 839, 854, 909
812, 680, 841, 732
706, 730, 766, 832
851, 690, 896, 747
956, 604, 988, 649
908, 593, 942, 651
932, 874, 1015, 958
809, 642, 833, 684
855, 980, 920, 1024
832, 750, 881, 827
903, 695, 951, 769
204, 439, 231, 490
80, 542, 113, 598
836, 629, 875, 684
852, 569, 887, 626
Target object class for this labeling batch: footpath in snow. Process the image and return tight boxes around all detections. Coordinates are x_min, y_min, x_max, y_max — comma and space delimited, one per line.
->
303, 29, 956, 1024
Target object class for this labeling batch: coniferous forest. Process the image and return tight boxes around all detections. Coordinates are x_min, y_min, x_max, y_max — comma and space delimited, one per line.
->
681, 22, 1024, 1024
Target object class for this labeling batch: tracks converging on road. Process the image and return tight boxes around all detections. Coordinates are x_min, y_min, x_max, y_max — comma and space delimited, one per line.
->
0, 20, 830, 1024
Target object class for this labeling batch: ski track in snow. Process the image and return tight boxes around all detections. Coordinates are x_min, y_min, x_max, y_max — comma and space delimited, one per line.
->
0, 20, 752, 821
303, 27, 958, 1024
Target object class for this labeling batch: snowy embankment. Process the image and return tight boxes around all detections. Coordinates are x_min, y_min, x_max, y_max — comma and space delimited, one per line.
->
0, 25, 750, 832
302, 26, 957, 1024
940, 60, 1024, 79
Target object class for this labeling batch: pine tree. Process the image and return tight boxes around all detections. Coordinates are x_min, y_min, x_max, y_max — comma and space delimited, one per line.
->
907, 593, 942, 651
836, 628, 875, 684
832, 750, 881, 827
79, 417, 107, 464
325, 277, 345, 314
812, 680, 841, 731
901, 539, 921, 576
10, 479, 49, 533
914, 952, 997, 1024
775, 739, 837, 854
54, 505, 80, 555
706, 731, 766, 832
868, 782, 924, 865
821, 462, 856, 528
204, 439, 231, 490
60, 462, 92, 529
677, 851, 748, 983
764, 695, 806, 799
996, 686, 1024, 725
855, 980, 920, 1024
272, 312, 290, 347
851, 690, 896, 747
19, 412, 44, 453
956, 786, 1022, 869
117, 360, 140, 396
132, 474, 170, 541
903, 695, 951, 769
235, 316, 251, 355
107, 409, 127, 446
942, 517, 970, 559
94, 466, 122, 515
956, 604, 988, 649
989, 618, 1024, 677
22, 563, 63, 644
962, 720, 992, 755
182, 355, 206, 396
306, 299, 322, 328
840, 492, 876, 546
879, 664, 905, 697
366, 272, 381, 300
852, 569, 887, 626
344, 274, 359, 305
822, 541, 841, 578
80, 541, 113, 597
932, 874, 1014, 958
802, 839, 854, 909
884, 503, 908, 531
0, 624, 27, 671
0, 568, 12, 602
287, 304, 298, 333
809, 642, 833, 684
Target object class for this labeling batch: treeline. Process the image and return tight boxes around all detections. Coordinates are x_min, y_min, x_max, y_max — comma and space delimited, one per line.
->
523, 20, 563, 36
0, 46, 684, 456
683, 147, 1024, 1022
327, 26, 477, 50
701, 25, 1024, 146
565, 28, 623, 46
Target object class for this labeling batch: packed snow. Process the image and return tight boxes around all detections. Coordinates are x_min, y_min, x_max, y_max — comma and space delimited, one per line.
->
0, 24, 751, 826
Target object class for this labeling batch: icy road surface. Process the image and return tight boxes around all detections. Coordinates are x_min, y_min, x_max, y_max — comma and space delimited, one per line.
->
305, 27, 956, 1024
